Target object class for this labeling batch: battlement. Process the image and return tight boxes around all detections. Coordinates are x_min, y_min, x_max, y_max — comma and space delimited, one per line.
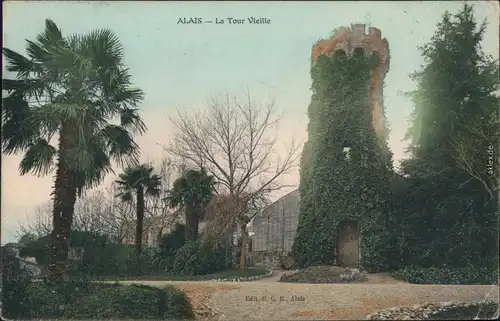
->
310, 23, 390, 141
311, 24, 390, 74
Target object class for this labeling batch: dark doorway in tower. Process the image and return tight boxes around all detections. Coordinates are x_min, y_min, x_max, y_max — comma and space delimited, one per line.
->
336, 220, 360, 268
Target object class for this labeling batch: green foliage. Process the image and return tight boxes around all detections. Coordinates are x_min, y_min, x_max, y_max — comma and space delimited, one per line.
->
19, 231, 109, 267
17, 231, 160, 277
172, 240, 231, 275
75, 243, 135, 277
278, 253, 295, 270
2, 18, 146, 191
72, 243, 164, 278
173, 241, 202, 275
279, 266, 368, 284
291, 48, 394, 271
18, 232, 38, 246
1, 246, 33, 319
2, 19, 146, 280
397, 4, 499, 270
166, 168, 215, 241
115, 163, 162, 202
14, 281, 194, 319
19, 235, 51, 265
123, 250, 164, 276
158, 223, 186, 270
115, 163, 162, 253
391, 265, 498, 285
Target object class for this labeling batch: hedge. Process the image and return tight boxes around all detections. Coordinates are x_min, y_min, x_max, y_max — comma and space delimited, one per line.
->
173, 239, 232, 275
291, 46, 395, 272
4, 280, 194, 320
391, 265, 499, 285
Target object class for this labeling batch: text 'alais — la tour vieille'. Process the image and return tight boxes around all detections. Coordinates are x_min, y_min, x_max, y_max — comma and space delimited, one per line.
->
177, 17, 271, 25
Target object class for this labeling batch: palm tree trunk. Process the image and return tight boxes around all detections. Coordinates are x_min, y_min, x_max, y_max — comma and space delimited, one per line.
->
46, 124, 78, 283
135, 187, 145, 254
184, 203, 198, 242
193, 204, 200, 239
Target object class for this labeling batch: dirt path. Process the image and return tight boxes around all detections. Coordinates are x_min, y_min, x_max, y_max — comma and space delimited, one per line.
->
118, 273, 499, 320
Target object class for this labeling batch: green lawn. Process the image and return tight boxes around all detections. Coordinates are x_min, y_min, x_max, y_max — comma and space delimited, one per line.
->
94, 267, 269, 281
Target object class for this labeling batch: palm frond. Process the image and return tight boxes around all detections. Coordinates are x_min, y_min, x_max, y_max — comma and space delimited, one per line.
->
145, 174, 162, 197
1, 96, 41, 154
99, 125, 140, 168
40, 19, 64, 46
2, 48, 37, 77
2, 78, 39, 93
26, 103, 74, 134
78, 28, 124, 71
119, 191, 133, 202
63, 145, 94, 173
119, 108, 147, 135
165, 191, 183, 209
82, 147, 113, 188
115, 163, 162, 201
4, 19, 146, 196
166, 168, 216, 210
18, 139, 57, 176
25, 40, 52, 66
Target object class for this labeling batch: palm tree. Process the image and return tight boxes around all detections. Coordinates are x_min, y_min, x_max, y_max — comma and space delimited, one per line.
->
115, 164, 162, 254
166, 168, 215, 242
2, 19, 145, 282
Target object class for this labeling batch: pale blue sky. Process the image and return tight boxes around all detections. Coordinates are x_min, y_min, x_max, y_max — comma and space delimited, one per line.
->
2, 1, 499, 243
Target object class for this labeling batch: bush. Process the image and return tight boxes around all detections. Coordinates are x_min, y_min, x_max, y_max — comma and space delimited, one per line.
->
279, 265, 367, 283
173, 241, 200, 275
391, 265, 499, 285
74, 243, 133, 277
278, 252, 295, 270
17, 280, 195, 319
18, 236, 51, 265
158, 223, 186, 270
73, 243, 164, 278
173, 240, 231, 275
1, 245, 34, 319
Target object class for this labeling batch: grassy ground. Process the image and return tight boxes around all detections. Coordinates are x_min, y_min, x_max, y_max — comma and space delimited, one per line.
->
93, 267, 269, 281
279, 265, 367, 283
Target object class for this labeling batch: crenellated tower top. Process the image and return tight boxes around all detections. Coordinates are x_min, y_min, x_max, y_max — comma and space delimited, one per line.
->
311, 24, 390, 75
311, 24, 390, 140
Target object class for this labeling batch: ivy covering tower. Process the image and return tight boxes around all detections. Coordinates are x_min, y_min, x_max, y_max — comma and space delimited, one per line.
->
291, 24, 395, 271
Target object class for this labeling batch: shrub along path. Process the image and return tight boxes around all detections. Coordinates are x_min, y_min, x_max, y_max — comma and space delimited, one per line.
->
117, 272, 499, 320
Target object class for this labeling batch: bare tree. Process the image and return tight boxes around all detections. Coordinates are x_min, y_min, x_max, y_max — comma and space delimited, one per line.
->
18, 201, 53, 239
73, 190, 110, 235
19, 186, 136, 244
450, 115, 499, 198
165, 90, 301, 273
142, 157, 184, 246
99, 182, 138, 244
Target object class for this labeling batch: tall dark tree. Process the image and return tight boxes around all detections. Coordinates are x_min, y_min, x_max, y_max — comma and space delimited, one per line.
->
166, 168, 215, 242
2, 19, 145, 282
399, 4, 499, 269
115, 164, 162, 254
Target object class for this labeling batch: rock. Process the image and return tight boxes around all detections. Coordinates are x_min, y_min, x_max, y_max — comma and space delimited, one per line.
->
366, 301, 499, 320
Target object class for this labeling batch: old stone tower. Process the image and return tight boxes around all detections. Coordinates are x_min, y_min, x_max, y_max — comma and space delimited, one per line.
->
289, 23, 394, 270
311, 24, 390, 140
